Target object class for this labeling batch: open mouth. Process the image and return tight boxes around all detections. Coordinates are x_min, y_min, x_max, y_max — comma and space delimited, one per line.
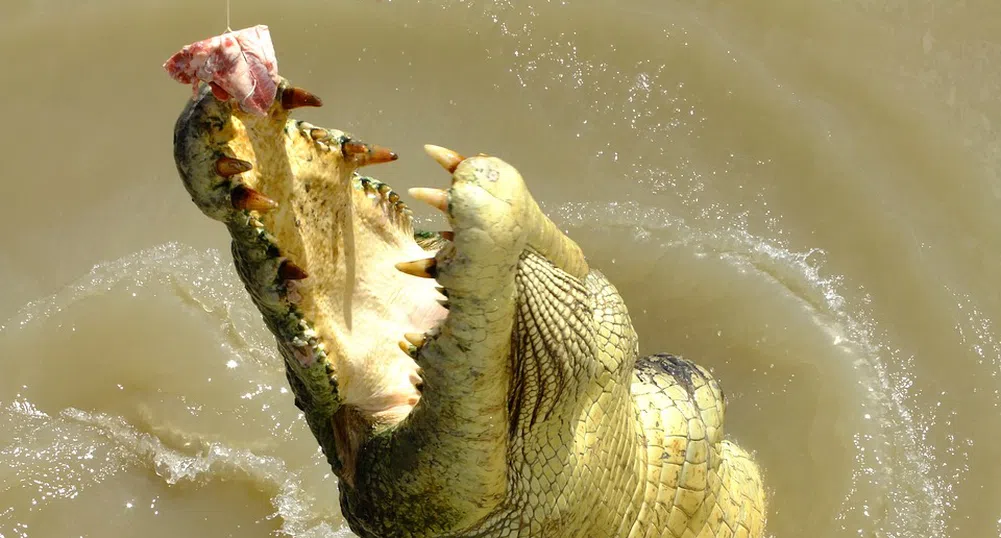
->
174, 79, 463, 429
172, 74, 592, 490
168, 25, 768, 538
167, 31, 775, 538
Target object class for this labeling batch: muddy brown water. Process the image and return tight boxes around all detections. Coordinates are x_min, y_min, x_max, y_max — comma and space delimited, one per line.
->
1, 1, 1000, 536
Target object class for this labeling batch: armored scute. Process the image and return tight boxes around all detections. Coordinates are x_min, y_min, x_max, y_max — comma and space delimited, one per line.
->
171, 70, 766, 537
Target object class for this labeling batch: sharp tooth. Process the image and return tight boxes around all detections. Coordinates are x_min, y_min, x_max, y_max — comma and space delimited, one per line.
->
343, 141, 399, 166
395, 258, 437, 278
408, 188, 449, 212
281, 87, 323, 109
309, 128, 330, 141
377, 184, 392, 196
404, 333, 426, 347
439, 231, 455, 241
216, 156, 253, 177
231, 185, 278, 212
435, 286, 448, 298
399, 340, 417, 357
278, 259, 309, 281
437, 298, 450, 310
423, 145, 464, 173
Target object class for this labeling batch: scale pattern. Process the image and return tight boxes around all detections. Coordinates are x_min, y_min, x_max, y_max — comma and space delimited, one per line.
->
170, 77, 767, 538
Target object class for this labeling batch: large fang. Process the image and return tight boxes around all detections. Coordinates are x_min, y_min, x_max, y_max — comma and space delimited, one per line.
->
409, 188, 449, 212
344, 141, 399, 166
404, 333, 426, 347
395, 258, 437, 278
281, 87, 324, 109
216, 156, 253, 177
231, 185, 278, 212
423, 145, 464, 173
278, 259, 309, 281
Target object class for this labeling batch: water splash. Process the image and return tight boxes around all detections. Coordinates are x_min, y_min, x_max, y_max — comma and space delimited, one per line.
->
553, 199, 956, 537
63, 408, 352, 537
455, 0, 960, 533
0, 243, 353, 537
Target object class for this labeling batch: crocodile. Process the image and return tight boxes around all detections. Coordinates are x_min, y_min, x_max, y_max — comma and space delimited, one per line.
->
171, 79, 767, 538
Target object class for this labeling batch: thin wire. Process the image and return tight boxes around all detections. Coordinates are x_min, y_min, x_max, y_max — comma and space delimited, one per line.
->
226, 0, 232, 31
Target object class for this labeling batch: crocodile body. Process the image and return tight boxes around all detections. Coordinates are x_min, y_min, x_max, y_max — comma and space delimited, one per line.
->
171, 79, 766, 538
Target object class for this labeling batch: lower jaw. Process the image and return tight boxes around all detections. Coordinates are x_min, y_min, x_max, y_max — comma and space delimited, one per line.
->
324, 279, 448, 425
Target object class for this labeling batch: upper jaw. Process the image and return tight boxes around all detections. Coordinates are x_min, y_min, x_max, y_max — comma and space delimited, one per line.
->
172, 80, 446, 434
172, 77, 600, 529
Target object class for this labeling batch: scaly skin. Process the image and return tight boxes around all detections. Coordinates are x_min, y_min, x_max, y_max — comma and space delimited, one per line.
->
171, 78, 766, 537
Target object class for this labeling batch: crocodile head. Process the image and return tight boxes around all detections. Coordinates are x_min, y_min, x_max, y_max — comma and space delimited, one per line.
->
173, 78, 451, 443
173, 78, 766, 537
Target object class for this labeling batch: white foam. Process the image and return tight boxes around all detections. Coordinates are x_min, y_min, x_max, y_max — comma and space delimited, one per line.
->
455, 1, 957, 532
0, 243, 355, 537
62, 407, 353, 537
552, 199, 954, 537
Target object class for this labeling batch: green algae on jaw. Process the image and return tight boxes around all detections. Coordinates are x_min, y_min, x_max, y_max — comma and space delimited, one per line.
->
166, 26, 767, 538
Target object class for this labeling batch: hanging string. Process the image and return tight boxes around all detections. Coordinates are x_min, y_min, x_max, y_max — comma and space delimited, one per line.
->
226, 0, 232, 32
